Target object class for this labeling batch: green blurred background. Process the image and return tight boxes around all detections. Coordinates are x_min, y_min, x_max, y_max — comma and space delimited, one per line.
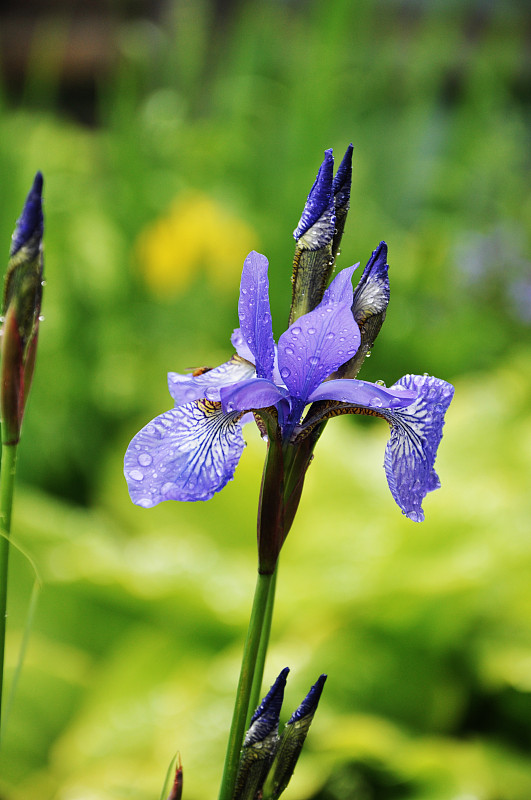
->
1, 0, 530, 797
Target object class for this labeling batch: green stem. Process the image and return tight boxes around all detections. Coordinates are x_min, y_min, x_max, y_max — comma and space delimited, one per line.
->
218, 570, 274, 800
246, 565, 278, 727
0, 443, 18, 740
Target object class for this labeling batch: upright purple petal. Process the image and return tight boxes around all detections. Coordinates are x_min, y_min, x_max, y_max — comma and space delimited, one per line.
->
231, 328, 255, 364
124, 400, 246, 506
293, 149, 335, 249
278, 297, 360, 401
238, 251, 275, 380
168, 356, 255, 405
246, 667, 289, 746
381, 374, 454, 521
321, 264, 357, 306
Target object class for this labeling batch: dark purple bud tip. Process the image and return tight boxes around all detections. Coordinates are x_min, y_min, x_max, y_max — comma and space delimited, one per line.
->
287, 674, 327, 724
10, 172, 44, 256
293, 150, 334, 240
332, 144, 353, 209
246, 667, 290, 744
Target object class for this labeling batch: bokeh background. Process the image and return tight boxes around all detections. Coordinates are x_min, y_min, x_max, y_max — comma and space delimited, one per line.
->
1, 0, 530, 798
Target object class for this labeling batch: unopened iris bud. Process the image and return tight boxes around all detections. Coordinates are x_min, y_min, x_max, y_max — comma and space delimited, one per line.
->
335, 240, 390, 379
233, 668, 289, 800
263, 674, 327, 800
1, 172, 44, 445
290, 147, 354, 325
290, 150, 335, 324
331, 144, 353, 261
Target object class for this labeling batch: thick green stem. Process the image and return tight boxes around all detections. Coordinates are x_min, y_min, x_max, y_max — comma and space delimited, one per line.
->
0, 443, 18, 740
218, 570, 274, 800
246, 565, 278, 727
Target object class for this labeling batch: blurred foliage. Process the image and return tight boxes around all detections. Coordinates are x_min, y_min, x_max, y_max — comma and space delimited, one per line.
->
0, 0, 530, 798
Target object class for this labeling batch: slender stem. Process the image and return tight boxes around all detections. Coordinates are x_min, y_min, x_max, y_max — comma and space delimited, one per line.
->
218, 570, 274, 800
0, 443, 18, 739
246, 565, 278, 727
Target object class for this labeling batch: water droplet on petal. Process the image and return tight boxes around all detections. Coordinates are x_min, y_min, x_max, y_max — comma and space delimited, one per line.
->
308, 327, 316, 335
280, 367, 291, 379
161, 482, 174, 494
326, 332, 335, 340
285, 346, 294, 355
138, 453, 152, 466
129, 469, 144, 481
291, 327, 301, 335
309, 356, 319, 366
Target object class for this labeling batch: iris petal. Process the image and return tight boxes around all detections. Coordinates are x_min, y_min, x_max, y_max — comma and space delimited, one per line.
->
381, 374, 454, 521
238, 251, 275, 380
308, 378, 416, 408
168, 356, 255, 405
220, 378, 288, 414
278, 279, 360, 401
124, 400, 246, 506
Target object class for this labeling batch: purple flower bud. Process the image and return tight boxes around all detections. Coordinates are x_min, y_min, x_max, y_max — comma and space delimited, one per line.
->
1, 173, 44, 445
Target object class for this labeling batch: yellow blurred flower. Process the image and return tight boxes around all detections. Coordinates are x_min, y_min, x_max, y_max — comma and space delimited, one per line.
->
134, 191, 259, 297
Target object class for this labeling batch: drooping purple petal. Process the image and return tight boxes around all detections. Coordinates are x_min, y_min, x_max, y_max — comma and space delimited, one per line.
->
293, 149, 335, 249
308, 378, 416, 409
321, 264, 357, 306
238, 251, 275, 380
332, 144, 353, 210
278, 296, 361, 401
10, 172, 44, 257
380, 374, 454, 521
220, 377, 289, 414
168, 356, 255, 405
124, 400, 246, 506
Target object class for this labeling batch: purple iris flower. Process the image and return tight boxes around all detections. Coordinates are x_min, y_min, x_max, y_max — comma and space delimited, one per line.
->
125, 248, 453, 522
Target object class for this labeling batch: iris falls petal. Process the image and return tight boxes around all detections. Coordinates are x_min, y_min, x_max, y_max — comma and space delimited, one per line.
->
168, 356, 255, 405
381, 374, 454, 521
238, 251, 275, 380
125, 400, 246, 506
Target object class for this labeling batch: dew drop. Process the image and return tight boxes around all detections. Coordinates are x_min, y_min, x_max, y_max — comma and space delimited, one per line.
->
285, 346, 294, 355
326, 332, 335, 339
129, 469, 144, 481
280, 367, 291, 379
308, 327, 316, 335
291, 326, 301, 335
309, 356, 319, 366
375, 379, 386, 387
138, 453, 152, 467
161, 482, 174, 494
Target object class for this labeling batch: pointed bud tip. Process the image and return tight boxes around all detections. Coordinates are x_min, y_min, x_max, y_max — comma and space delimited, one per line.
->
293, 150, 335, 241
250, 666, 290, 725
288, 674, 327, 724
332, 144, 354, 205
10, 172, 44, 256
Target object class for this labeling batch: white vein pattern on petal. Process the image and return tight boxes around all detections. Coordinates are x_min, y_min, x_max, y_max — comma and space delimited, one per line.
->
125, 400, 245, 506
379, 375, 454, 521
168, 356, 255, 405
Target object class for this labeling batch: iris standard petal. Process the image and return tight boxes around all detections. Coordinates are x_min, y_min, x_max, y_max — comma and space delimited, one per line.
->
124, 400, 246, 506
220, 378, 289, 414
278, 296, 360, 401
231, 327, 255, 364
381, 374, 454, 522
308, 378, 416, 408
238, 251, 275, 380
293, 149, 335, 249
168, 356, 255, 405
321, 264, 357, 306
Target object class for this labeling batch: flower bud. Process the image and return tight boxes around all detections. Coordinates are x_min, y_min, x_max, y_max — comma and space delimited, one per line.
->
263, 674, 327, 799
1, 173, 44, 445
233, 668, 289, 800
